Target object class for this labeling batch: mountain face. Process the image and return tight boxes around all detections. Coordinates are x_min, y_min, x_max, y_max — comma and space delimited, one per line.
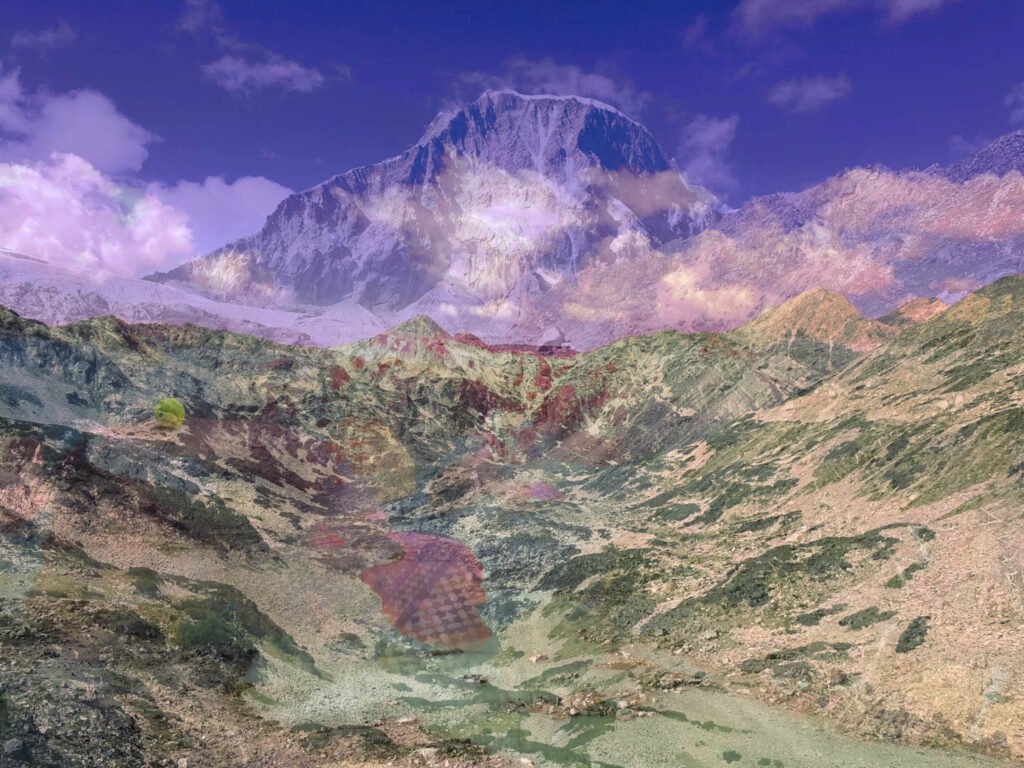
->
151, 90, 716, 324
877, 296, 947, 327
946, 129, 1024, 182
7, 97, 1024, 352
646, 149, 1024, 320
144, 108, 1024, 350
3, 280, 1024, 766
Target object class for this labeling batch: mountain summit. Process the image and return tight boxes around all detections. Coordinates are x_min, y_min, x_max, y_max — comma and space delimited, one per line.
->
416, 90, 672, 181
149, 90, 716, 331
736, 287, 899, 353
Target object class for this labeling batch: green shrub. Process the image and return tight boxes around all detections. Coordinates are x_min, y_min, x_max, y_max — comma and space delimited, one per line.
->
154, 397, 186, 429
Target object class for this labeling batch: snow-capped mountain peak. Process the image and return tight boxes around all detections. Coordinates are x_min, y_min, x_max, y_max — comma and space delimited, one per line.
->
148, 90, 718, 327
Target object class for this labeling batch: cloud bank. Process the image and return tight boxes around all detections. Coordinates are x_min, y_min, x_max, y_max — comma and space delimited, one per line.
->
0, 65, 291, 276
150, 175, 293, 255
0, 67, 156, 174
768, 74, 853, 112
734, 0, 960, 38
677, 114, 740, 194
0, 153, 194, 277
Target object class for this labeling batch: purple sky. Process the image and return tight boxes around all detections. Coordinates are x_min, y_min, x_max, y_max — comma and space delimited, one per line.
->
1, 0, 1022, 274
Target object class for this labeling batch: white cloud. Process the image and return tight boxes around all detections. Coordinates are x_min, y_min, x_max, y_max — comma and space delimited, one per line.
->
0, 65, 292, 273
683, 15, 716, 55
734, 0, 960, 37
0, 153, 194, 277
0, 67, 156, 174
768, 74, 852, 112
884, 0, 959, 22
201, 54, 326, 94
458, 58, 649, 117
735, 0, 855, 35
177, 0, 226, 35
1006, 82, 1024, 125
150, 175, 293, 254
179, 1, 335, 95
677, 114, 740, 194
947, 133, 990, 158
11, 21, 77, 55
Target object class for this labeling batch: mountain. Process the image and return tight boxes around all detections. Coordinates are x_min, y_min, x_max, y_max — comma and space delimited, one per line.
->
946, 129, 1024, 182
150, 89, 717, 331
877, 296, 947, 327
151, 119, 1024, 349
735, 287, 901, 354
1, 280, 1021, 766
0, 248, 387, 345
653, 142, 1024, 318
8, 101, 1024, 352
635, 275, 1024, 753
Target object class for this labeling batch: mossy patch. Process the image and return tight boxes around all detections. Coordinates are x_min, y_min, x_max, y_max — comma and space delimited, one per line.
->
658, 502, 702, 522
670, 460, 798, 526
539, 548, 661, 647
95, 607, 164, 641
701, 529, 897, 609
539, 548, 648, 594
150, 485, 265, 552
643, 527, 905, 640
896, 616, 930, 653
736, 510, 802, 533
126, 567, 162, 598
793, 603, 847, 626
739, 641, 852, 674
173, 583, 322, 678
0, 383, 43, 409
885, 562, 926, 589
838, 606, 897, 630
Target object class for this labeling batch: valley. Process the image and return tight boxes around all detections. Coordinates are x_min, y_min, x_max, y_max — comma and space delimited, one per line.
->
1, 277, 1022, 766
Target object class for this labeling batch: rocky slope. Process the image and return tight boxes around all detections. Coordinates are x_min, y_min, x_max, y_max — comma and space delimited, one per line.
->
877, 296, 948, 328
1, 280, 1022, 766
